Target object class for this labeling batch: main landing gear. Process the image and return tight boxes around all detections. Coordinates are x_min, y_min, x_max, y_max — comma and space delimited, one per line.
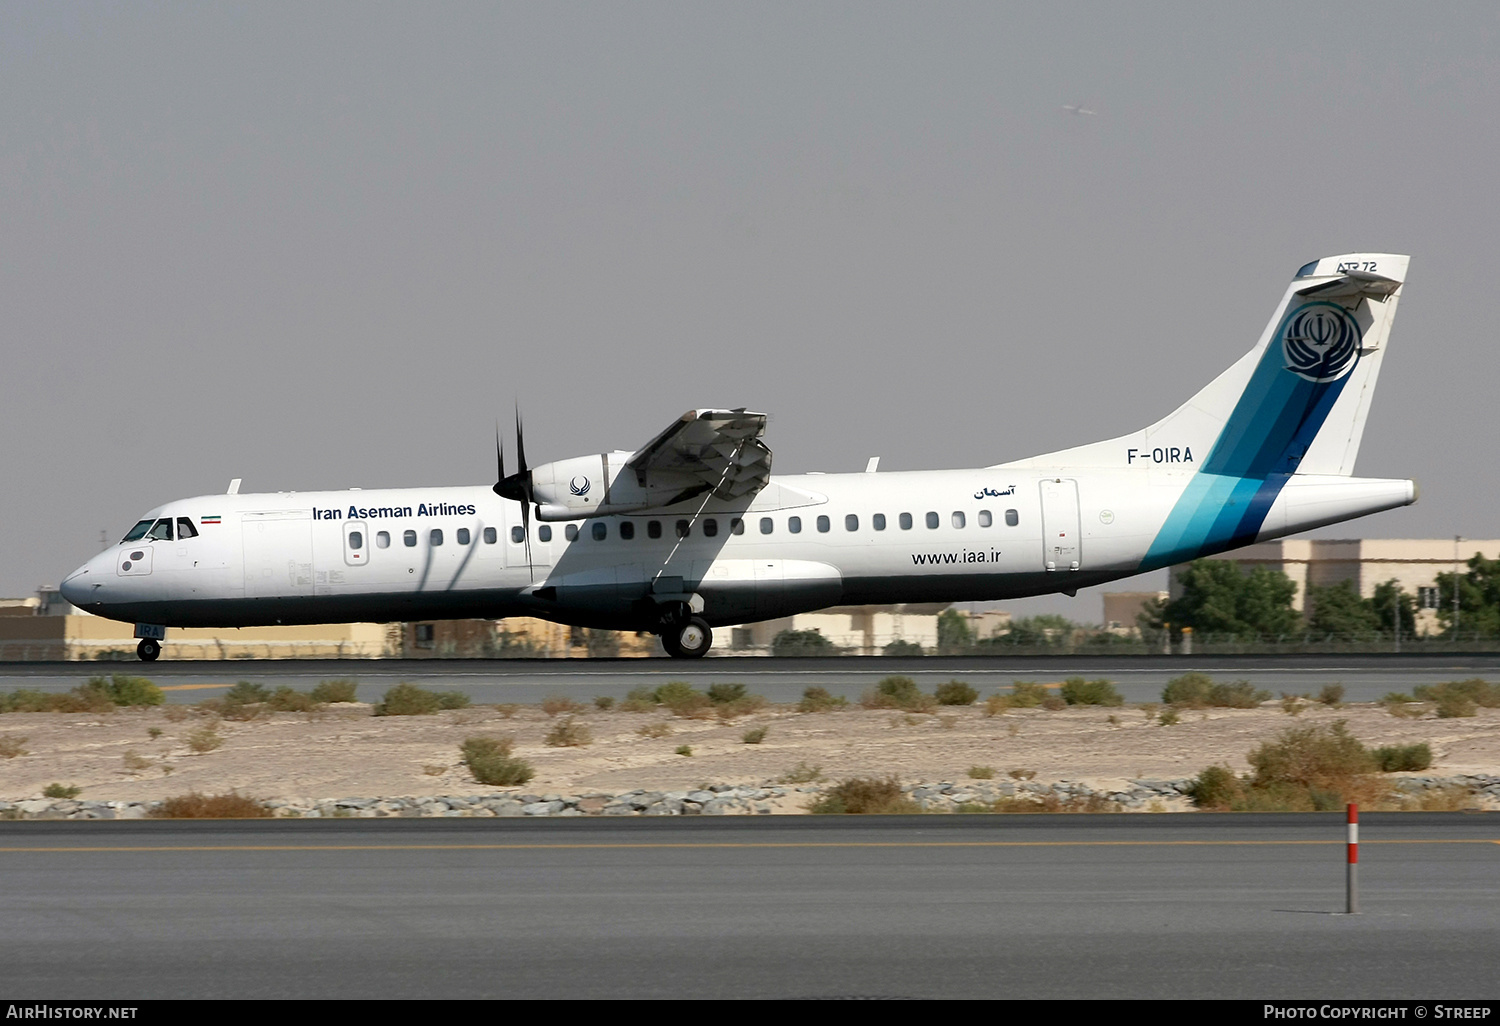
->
660, 616, 713, 659
136, 638, 161, 662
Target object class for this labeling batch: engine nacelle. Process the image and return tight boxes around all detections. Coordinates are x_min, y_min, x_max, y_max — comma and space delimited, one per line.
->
529, 452, 707, 521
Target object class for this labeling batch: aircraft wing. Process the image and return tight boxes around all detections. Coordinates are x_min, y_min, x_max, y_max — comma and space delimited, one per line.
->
626, 409, 772, 500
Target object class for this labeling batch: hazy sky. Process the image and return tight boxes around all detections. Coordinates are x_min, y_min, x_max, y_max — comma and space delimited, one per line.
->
4, 3, 1497, 619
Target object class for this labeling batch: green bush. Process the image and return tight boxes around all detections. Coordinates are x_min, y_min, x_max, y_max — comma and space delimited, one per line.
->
265, 687, 318, 713
741, 726, 768, 744
1162, 673, 1268, 708
809, 777, 920, 815
224, 681, 270, 705
1186, 765, 1242, 809
152, 792, 272, 818
310, 679, 359, 703
1060, 677, 1124, 706
42, 783, 80, 799
798, 686, 848, 712
771, 628, 838, 656
882, 639, 925, 657
1373, 743, 1433, 772
461, 736, 534, 786
861, 676, 935, 712
706, 683, 746, 704
76, 675, 165, 708
620, 686, 657, 713
1317, 684, 1346, 707
1413, 679, 1500, 707
1008, 682, 1049, 708
544, 717, 591, 747
653, 681, 711, 717
934, 681, 978, 706
372, 682, 470, 716
593, 695, 615, 710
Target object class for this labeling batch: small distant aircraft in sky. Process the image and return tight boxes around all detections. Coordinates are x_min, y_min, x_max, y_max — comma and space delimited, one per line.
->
1062, 104, 1098, 116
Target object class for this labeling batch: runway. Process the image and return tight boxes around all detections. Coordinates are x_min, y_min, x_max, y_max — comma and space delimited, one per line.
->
3, 653, 1500, 705
0, 813, 1495, 999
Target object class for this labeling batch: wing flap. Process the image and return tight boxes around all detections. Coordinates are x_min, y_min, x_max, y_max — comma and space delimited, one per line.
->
626, 409, 772, 500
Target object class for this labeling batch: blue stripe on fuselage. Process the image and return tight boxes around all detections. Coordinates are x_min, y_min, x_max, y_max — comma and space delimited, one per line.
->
1140, 302, 1357, 572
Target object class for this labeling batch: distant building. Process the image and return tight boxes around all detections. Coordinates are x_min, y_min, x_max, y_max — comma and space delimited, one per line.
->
730, 604, 950, 655
1101, 591, 1169, 635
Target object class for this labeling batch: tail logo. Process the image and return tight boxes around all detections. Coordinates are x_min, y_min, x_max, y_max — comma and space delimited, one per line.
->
1282, 303, 1361, 382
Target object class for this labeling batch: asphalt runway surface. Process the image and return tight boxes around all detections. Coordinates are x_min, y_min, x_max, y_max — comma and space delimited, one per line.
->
3, 654, 1500, 705
0, 813, 1495, 999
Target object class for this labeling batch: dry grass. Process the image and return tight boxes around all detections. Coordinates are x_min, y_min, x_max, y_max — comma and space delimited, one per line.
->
0, 736, 28, 758
637, 721, 673, 739
542, 695, 587, 717
809, 776, 921, 815
544, 717, 591, 747
186, 725, 223, 754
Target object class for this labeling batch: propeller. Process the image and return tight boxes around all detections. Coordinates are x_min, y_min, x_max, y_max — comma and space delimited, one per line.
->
493, 408, 535, 580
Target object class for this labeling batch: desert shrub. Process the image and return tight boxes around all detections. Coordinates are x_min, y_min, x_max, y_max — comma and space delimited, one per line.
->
1158, 708, 1181, 726
674, 745, 693, 757
861, 676, 935, 712
1186, 765, 1243, 809
1060, 677, 1124, 707
653, 681, 711, 717
122, 751, 152, 772
934, 681, 978, 706
1373, 743, 1433, 772
809, 776, 920, 815
798, 687, 847, 712
541, 695, 586, 716
1281, 693, 1306, 716
42, 783, 80, 799
0, 689, 91, 713
1041, 696, 1067, 711
771, 628, 837, 656
372, 682, 470, 716
983, 694, 1011, 716
86, 674, 165, 707
544, 717, 591, 747
1435, 693, 1476, 718
0, 736, 27, 758
882, 639, 925, 656
709, 683, 766, 720
1413, 679, 1500, 708
620, 687, 657, 713
778, 761, 823, 783
461, 736, 534, 786
186, 726, 223, 753
1244, 721, 1377, 808
1395, 785, 1474, 812
594, 696, 615, 711
967, 765, 995, 779
741, 726, 768, 744
989, 793, 1121, 814
152, 792, 272, 818
310, 679, 359, 703
1318, 684, 1345, 707
1008, 682, 1049, 708
224, 681, 270, 705
1008, 768, 1036, 780
707, 683, 746, 704
265, 687, 318, 713
638, 722, 673, 738
1163, 673, 1268, 708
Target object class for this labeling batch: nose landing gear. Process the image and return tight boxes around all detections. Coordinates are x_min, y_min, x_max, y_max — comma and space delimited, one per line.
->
136, 638, 161, 662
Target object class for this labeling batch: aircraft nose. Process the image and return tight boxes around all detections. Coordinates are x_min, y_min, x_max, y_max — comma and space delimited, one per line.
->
59, 560, 97, 608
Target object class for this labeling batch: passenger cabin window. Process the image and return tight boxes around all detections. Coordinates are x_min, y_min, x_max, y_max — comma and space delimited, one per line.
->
122, 520, 154, 543
925, 511, 939, 529
620, 521, 635, 540
952, 511, 966, 529
648, 521, 662, 540
457, 528, 470, 546
592, 522, 607, 541
731, 518, 744, 535
539, 525, 552, 542
148, 519, 173, 542
978, 510, 992, 528
483, 527, 497, 544
760, 517, 773, 535
349, 531, 364, 549
845, 514, 859, 531
816, 515, 830, 533
404, 530, 417, 547
176, 518, 198, 539
565, 524, 578, 541
1005, 509, 1019, 527
429, 529, 444, 546
675, 520, 690, 539
377, 531, 391, 548
873, 514, 886, 531
510, 526, 524, 544
899, 513, 913, 530
703, 519, 718, 538
788, 516, 801, 534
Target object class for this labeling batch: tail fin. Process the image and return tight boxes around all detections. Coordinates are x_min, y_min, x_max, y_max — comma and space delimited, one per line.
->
997, 252, 1408, 475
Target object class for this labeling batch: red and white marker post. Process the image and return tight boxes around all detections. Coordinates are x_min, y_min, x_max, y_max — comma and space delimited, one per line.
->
1346, 803, 1360, 914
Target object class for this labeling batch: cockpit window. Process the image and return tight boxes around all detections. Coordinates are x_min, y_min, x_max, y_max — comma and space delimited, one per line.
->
147, 519, 174, 542
176, 518, 199, 539
122, 520, 154, 543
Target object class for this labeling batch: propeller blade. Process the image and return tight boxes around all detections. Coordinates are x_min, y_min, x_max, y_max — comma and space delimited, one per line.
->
492, 423, 506, 497
520, 490, 534, 582
514, 406, 528, 490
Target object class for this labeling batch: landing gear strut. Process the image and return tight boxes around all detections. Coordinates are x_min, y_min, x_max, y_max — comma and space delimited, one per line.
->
136, 638, 161, 662
660, 616, 712, 659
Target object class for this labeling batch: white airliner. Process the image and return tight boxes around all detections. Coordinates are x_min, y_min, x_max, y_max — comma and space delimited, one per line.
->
62, 253, 1416, 661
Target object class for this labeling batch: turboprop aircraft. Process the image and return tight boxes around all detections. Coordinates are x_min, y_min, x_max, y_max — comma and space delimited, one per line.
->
61, 253, 1416, 661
